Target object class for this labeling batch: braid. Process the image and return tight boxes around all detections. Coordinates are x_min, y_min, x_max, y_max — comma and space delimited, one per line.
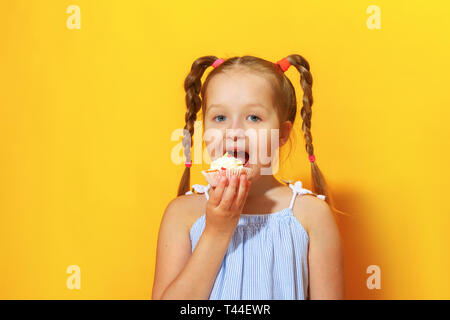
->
286, 54, 348, 216
177, 56, 218, 196
288, 55, 314, 160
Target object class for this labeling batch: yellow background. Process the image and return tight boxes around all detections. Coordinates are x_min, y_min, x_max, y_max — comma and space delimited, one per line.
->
1, 0, 449, 299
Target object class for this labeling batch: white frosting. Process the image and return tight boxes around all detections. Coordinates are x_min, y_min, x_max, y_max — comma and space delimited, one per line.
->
210, 152, 243, 170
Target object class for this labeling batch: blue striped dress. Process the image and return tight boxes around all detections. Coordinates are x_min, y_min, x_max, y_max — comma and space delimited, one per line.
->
186, 180, 326, 300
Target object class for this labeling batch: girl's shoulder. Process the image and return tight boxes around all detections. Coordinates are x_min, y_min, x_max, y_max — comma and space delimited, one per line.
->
174, 192, 207, 230
268, 180, 330, 236
291, 192, 335, 236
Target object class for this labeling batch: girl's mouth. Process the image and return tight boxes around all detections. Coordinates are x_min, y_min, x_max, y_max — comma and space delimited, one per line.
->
227, 150, 250, 167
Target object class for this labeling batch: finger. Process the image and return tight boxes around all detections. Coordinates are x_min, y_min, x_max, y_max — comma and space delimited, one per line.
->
218, 174, 239, 211
209, 175, 228, 207
230, 174, 248, 211
237, 179, 251, 212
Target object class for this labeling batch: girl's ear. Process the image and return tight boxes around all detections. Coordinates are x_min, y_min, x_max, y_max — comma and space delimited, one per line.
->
279, 120, 293, 147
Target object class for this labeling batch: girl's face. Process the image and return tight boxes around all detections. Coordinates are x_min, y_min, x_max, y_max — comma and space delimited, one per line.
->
203, 70, 292, 181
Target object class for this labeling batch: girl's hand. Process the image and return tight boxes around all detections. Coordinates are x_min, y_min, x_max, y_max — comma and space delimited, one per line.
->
204, 171, 251, 238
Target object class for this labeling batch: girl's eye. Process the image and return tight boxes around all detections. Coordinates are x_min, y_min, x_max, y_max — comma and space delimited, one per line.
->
213, 115, 226, 122
247, 114, 261, 122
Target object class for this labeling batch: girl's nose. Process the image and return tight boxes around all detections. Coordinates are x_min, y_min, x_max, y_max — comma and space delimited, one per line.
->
225, 127, 245, 142
228, 116, 246, 131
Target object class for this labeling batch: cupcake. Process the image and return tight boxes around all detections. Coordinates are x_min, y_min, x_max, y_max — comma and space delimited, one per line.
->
202, 152, 252, 187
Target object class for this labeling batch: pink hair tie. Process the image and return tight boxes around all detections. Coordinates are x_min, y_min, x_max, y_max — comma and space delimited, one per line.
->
212, 58, 224, 68
276, 57, 291, 72
185, 161, 192, 168
308, 155, 316, 163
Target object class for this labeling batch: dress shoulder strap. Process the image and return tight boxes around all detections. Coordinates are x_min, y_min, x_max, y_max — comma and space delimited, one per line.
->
185, 184, 211, 201
287, 180, 326, 210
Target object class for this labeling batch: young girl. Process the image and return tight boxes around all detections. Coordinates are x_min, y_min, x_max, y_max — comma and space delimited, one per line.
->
152, 55, 345, 300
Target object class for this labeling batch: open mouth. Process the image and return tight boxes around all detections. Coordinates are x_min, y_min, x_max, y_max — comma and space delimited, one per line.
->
226, 149, 250, 167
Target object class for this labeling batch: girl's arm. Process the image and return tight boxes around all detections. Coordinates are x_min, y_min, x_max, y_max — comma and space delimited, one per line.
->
302, 196, 345, 299
152, 196, 233, 300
